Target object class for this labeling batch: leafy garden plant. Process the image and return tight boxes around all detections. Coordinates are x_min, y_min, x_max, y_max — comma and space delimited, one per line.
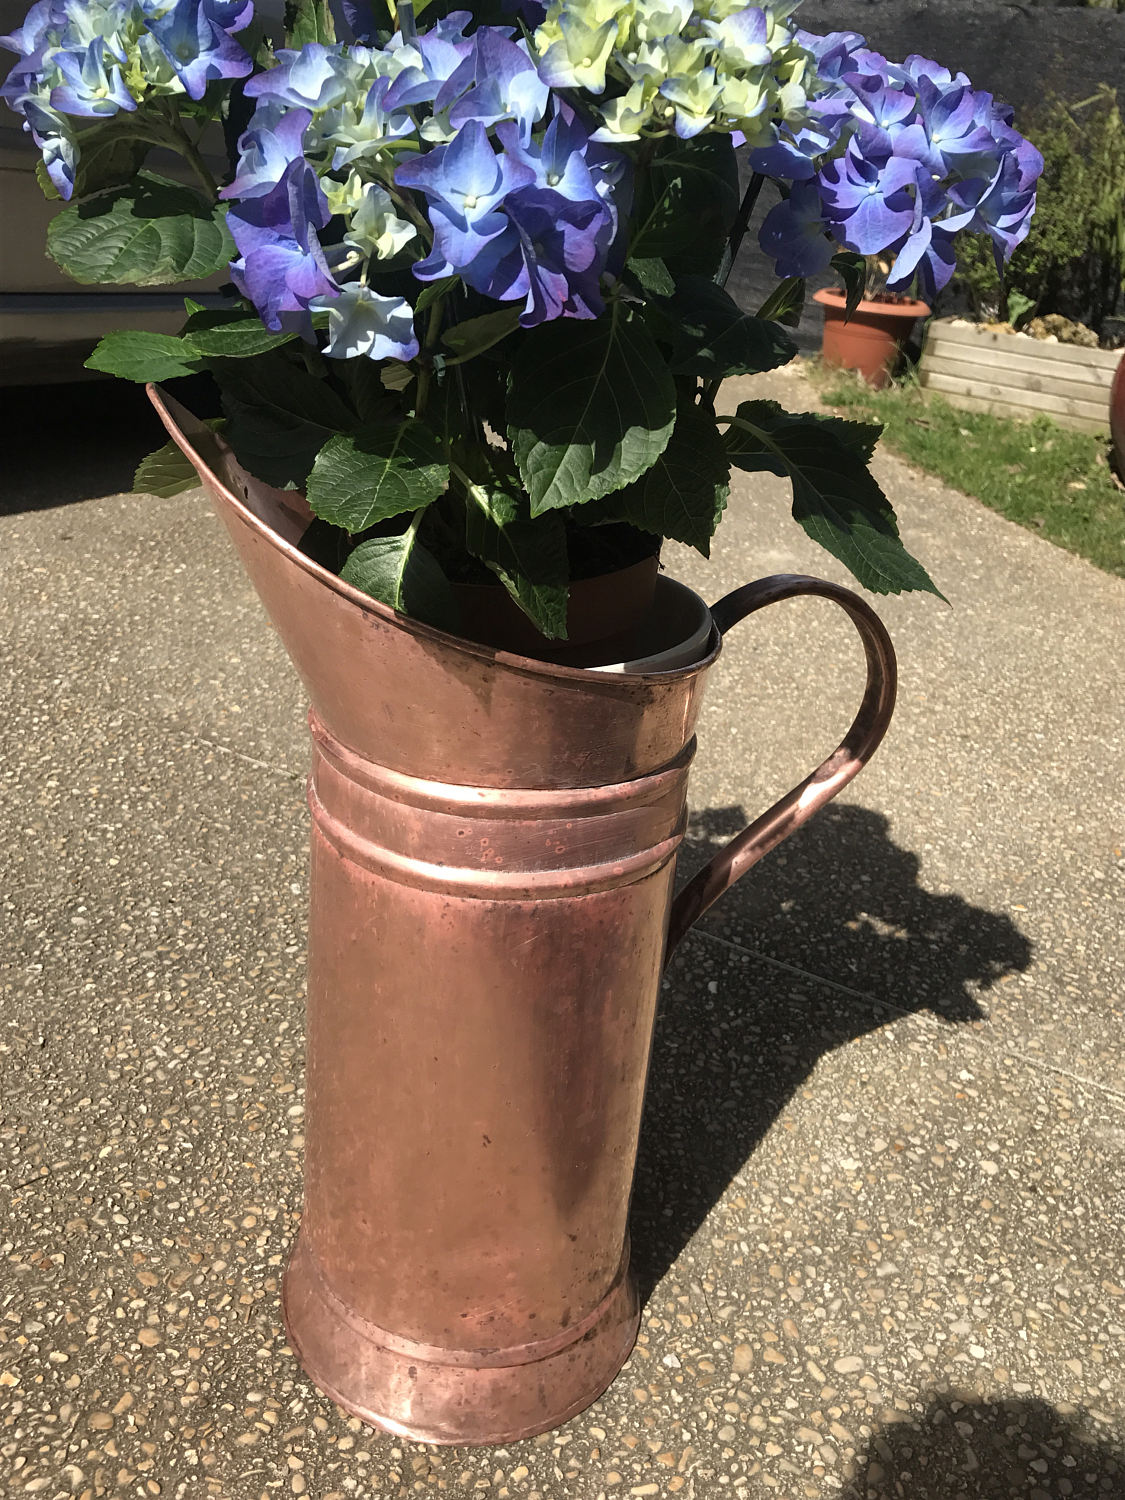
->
2, 0, 1042, 638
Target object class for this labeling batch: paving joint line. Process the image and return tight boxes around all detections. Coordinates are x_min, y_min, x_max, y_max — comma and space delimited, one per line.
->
688, 927, 1125, 1109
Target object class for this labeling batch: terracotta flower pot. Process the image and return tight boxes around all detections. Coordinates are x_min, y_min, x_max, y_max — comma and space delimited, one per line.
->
814, 287, 931, 389
148, 385, 897, 1445
1110, 355, 1125, 479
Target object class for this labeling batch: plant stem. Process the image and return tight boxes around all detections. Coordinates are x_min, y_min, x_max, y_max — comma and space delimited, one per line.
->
413, 301, 445, 421
715, 170, 765, 291
698, 173, 768, 409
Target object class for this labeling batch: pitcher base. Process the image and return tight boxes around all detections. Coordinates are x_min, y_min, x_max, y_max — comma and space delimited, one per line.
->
281, 1233, 641, 1446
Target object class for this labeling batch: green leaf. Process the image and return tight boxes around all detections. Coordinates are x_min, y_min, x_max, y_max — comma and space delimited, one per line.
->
340, 530, 460, 632
724, 400, 943, 597
584, 399, 729, 556
757, 275, 806, 329
831, 251, 867, 319
306, 421, 449, 533
463, 478, 569, 639
284, 0, 335, 46
182, 308, 295, 359
629, 136, 740, 277
725, 399, 882, 466
47, 172, 234, 287
414, 276, 458, 314
651, 276, 797, 379
1006, 287, 1037, 330
628, 257, 675, 296
212, 350, 358, 489
68, 118, 153, 198
85, 330, 202, 382
339, 357, 399, 426
442, 306, 522, 361
35, 160, 60, 201
381, 360, 415, 393
133, 431, 217, 498
507, 305, 676, 515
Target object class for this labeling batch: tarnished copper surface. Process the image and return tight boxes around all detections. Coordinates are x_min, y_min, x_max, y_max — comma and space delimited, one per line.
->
149, 386, 897, 1445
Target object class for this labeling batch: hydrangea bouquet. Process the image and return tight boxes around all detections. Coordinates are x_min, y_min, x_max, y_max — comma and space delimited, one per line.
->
2, 0, 1041, 639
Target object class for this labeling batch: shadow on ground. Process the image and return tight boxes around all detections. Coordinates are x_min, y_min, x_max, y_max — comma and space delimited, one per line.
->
840, 1391, 1124, 1499
0, 377, 221, 514
630, 803, 1033, 1299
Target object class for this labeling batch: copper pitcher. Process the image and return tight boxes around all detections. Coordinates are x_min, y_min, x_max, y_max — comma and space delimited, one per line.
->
150, 388, 896, 1446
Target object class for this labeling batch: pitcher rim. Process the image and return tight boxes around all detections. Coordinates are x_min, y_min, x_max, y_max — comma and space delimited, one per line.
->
148, 383, 722, 689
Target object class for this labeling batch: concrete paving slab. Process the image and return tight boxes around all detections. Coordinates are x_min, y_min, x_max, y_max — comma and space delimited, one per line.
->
2, 361, 1124, 1497
665, 365, 1125, 1096
0, 485, 307, 774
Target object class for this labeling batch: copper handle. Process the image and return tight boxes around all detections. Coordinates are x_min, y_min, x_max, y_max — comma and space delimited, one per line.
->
664, 574, 898, 962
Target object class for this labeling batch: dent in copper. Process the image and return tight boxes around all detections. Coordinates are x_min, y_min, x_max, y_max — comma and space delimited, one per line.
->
148, 386, 897, 1446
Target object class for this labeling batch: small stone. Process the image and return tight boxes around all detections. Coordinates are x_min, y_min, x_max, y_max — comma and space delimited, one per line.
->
137, 1329, 161, 1348
89, 1415, 114, 1432
732, 1344, 753, 1373
833, 1357, 863, 1375
510, 1467, 528, 1482
0, 1372, 19, 1387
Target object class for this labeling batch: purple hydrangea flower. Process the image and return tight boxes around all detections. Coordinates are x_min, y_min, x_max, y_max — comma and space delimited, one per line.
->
757, 27, 1041, 297
474, 188, 608, 325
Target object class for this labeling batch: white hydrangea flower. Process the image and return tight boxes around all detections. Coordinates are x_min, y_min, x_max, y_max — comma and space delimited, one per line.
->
311, 286, 420, 362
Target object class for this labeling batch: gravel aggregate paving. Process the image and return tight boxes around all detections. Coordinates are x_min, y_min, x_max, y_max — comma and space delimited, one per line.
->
1, 364, 1122, 1498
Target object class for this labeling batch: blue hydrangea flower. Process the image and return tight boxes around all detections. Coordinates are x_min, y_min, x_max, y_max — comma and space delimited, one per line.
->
435, 28, 548, 147
244, 43, 355, 111
22, 95, 79, 196
458, 187, 608, 325
138, 0, 252, 100
227, 152, 339, 332
756, 26, 1041, 297
382, 14, 474, 112
946, 155, 1039, 264
222, 102, 312, 200
758, 180, 834, 277
50, 37, 136, 116
395, 118, 535, 275
818, 135, 922, 255
891, 79, 999, 179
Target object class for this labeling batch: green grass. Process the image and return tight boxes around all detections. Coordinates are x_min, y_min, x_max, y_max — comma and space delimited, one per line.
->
811, 368, 1125, 578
